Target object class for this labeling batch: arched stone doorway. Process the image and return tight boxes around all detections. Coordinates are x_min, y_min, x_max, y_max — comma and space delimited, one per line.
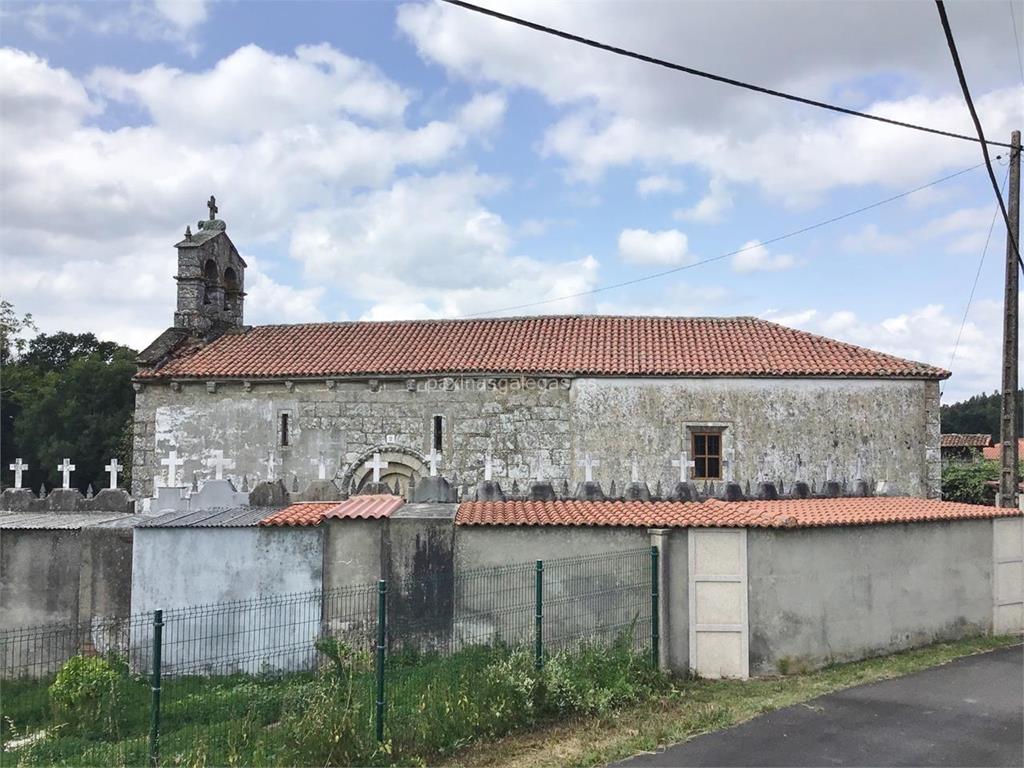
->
341, 446, 430, 499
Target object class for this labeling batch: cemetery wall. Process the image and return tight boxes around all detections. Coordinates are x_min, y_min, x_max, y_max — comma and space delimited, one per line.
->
745, 519, 994, 675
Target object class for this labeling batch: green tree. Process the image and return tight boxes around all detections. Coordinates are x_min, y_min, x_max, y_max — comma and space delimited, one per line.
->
940, 390, 1023, 441
1, 305, 137, 492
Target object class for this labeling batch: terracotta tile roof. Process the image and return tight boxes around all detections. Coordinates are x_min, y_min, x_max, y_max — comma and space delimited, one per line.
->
136, 316, 949, 380
940, 433, 992, 448
259, 495, 402, 526
982, 438, 1024, 461
455, 497, 1019, 529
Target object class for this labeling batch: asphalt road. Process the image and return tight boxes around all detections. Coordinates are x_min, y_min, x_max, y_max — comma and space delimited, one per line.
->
615, 645, 1023, 767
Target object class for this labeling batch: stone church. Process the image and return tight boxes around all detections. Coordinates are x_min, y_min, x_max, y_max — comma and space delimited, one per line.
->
133, 203, 947, 500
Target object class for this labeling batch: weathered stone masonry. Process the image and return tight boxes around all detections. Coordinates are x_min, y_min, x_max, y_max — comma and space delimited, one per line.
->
132, 374, 941, 499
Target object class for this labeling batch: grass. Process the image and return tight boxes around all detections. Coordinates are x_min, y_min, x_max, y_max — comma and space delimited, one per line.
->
2, 633, 1016, 767
451, 633, 1022, 768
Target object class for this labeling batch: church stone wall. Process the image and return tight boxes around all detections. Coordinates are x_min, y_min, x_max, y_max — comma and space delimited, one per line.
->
131, 377, 573, 497
132, 374, 940, 499
569, 377, 941, 498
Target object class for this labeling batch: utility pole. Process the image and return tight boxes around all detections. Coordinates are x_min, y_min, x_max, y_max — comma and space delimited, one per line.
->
999, 130, 1020, 508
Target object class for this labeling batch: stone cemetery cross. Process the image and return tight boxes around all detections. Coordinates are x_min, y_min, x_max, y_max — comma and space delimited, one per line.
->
208, 449, 235, 481
483, 451, 493, 482
9, 458, 27, 489
105, 458, 122, 489
207, 195, 218, 220
265, 450, 278, 480
854, 453, 865, 481
631, 453, 641, 483
161, 451, 184, 487
825, 455, 835, 482
577, 453, 600, 482
671, 451, 695, 482
311, 453, 327, 481
724, 448, 736, 483
426, 449, 441, 478
367, 453, 388, 483
57, 458, 76, 490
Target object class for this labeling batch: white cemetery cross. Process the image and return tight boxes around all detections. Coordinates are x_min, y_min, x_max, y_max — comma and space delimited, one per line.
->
160, 451, 184, 487
854, 454, 865, 481
57, 458, 76, 490
426, 449, 441, 478
723, 448, 736, 483
631, 454, 641, 484
207, 450, 235, 481
367, 453, 388, 483
265, 450, 278, 480
311, 454, 328, 481
9, 458, 27, 489
105, 458, 122, 489
577, 453, 600, 482
671, 451, 695, 483
483, 451, 493, 482
825, 456, 835, 483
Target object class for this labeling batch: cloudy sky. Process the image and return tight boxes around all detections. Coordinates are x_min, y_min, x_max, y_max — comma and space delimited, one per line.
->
1, 0, 1022, 402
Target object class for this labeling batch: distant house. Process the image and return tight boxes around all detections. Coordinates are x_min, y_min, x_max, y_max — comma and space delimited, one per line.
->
982, 437, 1024, 462
940, 433, 992, 463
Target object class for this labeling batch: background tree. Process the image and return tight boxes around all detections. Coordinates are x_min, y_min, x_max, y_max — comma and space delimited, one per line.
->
940, 390, 1023, 440
1, 301, 137, 492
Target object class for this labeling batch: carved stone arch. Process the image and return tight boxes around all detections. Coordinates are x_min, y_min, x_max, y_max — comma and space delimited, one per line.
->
340, 445, 429, 499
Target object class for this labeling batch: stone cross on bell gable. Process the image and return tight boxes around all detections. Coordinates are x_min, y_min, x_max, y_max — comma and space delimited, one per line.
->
577, 453, 600, 482
9, 458, 27, 489
57, 458, 76, 490
483, 451, 493, 482
207, 195, 218, 220
207, 450, 235, 481
265, 450, 278, 480
426, 449, 441, 478
161, 451, 183, 487
311, 453, 327, 481
671, 451, 695, 483
105, 459, 122, 489
367, 453, 388, 483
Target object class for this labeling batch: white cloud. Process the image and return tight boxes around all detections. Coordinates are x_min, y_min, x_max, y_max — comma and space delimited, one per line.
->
0, 44, 513, 344
636, 174, 684, 196
398, 1, 1023, 201
732, 240, 795, 272
617, 228, 690, 265
289, 171, 600, 318
674, 176, 732, 223
841, 205, 1001, 256
763, 300, 1016, 402
152, 0, 208, 31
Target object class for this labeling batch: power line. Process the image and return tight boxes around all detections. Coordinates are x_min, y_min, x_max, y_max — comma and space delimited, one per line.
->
462, 162, 989, 318
1009, 0, 1024, 87
945, 168, 1008, 389
439, 0, 1013, 149
934, 0, 1023, 272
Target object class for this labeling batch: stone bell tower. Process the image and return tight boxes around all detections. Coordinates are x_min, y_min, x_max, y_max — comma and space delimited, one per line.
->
172, 195, 246, 335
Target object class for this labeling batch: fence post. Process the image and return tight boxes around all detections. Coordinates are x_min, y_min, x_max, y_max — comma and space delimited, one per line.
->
375, 579, 387, 743
149, 609, 163, 767
650, 546, 660, 668
534, 560, 544, 671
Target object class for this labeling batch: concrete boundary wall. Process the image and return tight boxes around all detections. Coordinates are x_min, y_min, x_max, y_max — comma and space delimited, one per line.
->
745, 520, 994, 676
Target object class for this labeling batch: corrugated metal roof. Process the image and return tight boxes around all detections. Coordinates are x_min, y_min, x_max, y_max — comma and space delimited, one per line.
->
139, 506, 279, 528
0, 513, 144, 530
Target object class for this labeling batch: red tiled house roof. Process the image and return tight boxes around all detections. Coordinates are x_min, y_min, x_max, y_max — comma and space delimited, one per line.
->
136, 316, 949, 380
455, 497, 1019, 529
260, 495, 403, 526
940, 433, 992, 448
982, 438, 1024, 461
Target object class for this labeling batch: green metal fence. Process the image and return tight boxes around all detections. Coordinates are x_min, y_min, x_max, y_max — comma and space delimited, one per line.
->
0, 547, 659, 766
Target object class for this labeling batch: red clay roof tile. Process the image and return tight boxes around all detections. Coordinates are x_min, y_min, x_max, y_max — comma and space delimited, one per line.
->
982, 438, 1024, 460
940, 433, 992, 448
137, 316, 949, 380
455, 497, 1019, 529
260, 495, 402, 526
